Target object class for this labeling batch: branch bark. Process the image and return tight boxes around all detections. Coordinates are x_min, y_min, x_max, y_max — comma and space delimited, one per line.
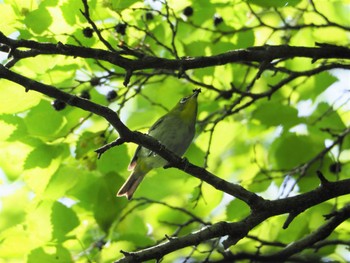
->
114, 179, 350, 262
1, 31, 350, 72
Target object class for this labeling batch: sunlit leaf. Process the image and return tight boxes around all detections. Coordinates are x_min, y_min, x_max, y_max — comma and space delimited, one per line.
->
24, 6, 53, 34
248, 0, 302, 8
0, 4, 18, 34
252, 102, 300, 128
270, 133, 324, 170
93, 172, 126, 233
97, 144, 129, 174
27, 245, 72, 263
51, 202, 79, 241
0, 81, 42, 114
24, 101, 67, 139
247, 172, 272, 193
75, 131, 105, 159
0, 188, 28, 232
226, 199, 250, 221
308, 102, 346, 130
0, 115, 27, 141
43, 165, 81, 200
111, 0, 140, 11
24, 143, 66, 169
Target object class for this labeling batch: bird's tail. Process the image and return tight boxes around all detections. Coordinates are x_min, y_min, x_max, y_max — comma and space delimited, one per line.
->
116, 169, 146, 200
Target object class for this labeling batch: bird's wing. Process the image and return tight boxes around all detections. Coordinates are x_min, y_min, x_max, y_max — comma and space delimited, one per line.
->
128, 145, 141, 171
128, 116, 166, 171
148, 116, 165, 134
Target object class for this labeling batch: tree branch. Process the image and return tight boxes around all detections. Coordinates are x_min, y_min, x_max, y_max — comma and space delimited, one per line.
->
1, 31, 350, 72
114, 178, 350, 262
263, 204, 350, 261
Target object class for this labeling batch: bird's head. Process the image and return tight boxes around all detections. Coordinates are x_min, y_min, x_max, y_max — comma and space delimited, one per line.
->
171, 89, 201, 124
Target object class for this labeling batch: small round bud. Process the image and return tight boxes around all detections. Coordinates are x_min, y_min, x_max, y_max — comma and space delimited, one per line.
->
329, 162, 342, 174
83, 27, 94, 38
115, 23, 127, 35
80, 90, 91, 100
214, 15, 224, 26
183, 6, 193, 17
90, 77, 100, 86
145, 12, 154, 20
52, 100, 66, 111
106, 90, 117, 101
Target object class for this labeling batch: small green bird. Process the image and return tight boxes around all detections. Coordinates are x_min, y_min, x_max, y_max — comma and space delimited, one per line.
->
117, 89, 200, 199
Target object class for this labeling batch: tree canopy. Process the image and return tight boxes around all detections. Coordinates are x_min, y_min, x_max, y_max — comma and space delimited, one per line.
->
1, 0, 350, 262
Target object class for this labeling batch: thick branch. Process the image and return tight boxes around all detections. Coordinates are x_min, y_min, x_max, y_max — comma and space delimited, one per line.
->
1, 32, 350, 71
261, 205, 350, 261
114, 178, 350, 262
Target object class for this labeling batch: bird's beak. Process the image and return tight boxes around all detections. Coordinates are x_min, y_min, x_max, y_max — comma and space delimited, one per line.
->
192, 88, 201, 98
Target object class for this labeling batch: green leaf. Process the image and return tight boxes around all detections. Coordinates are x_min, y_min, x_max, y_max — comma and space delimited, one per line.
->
66, 169, 100, 210
117, 214, 152, 246
308, 102, 346, 130
75, 131, 105, 159
26, 201, 53, 244
25, 101, 66, 139
315, 72, 338, 92
60, 0, 83, 25
0, 3, 19, 34
97, 144, 129, 174
247, 172, 272, 193
111, 0, 139, 11
0, 116, 17, 141
248, 0, 302, 8
270, 133, 323, 170
210, 42, 235, 55
93, 172, 126, 233
0, 141, 32, 180
27, 245, 72, 263
277, 213, 310, 243
184, 41, 210, 56
23, 146, 64, 194
51, 202, 79, 241
235, 30, 255, 48
191, 1, 216, 25
252, 102, 300, 128
299, 72, 337, 101
0, 115, 27, 141
24, 7, 53, 34
0, 225, 32, 258
0, 81, 42, 114
43, 165, 81, 200
24, 143, 65, 169
0, 188, 28, 232
226, 199, 250, 221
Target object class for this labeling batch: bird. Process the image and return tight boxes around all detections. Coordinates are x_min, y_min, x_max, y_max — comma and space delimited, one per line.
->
117, 89, 201, 200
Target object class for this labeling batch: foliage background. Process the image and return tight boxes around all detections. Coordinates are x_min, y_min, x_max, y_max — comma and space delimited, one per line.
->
0, 0, 350, 262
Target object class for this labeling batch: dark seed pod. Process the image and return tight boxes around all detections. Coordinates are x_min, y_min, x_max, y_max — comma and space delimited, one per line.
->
83, 27, 94, 38
115, 23, 127, 35
214, 15, 224, 26
80, 90, 91, 100
52, 100, 66, 111
90, 77, 100, 86
329, 162, 342, 174
106, 90, 117, 101
183, 6, 193, 17
145, 12, 154, 20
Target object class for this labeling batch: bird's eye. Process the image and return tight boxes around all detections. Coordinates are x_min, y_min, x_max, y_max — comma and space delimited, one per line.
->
180, 97, 188, 104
